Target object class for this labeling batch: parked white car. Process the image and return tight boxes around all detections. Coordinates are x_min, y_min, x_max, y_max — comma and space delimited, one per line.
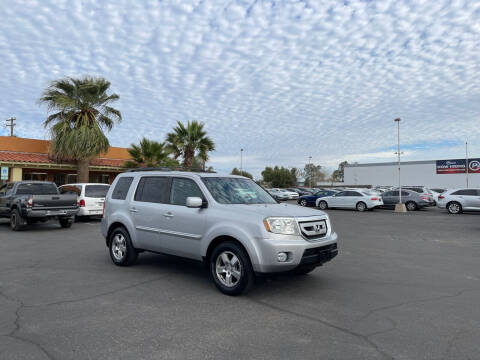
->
316, 189, 383, 211
271, 188, 299, 200
59, 183, 110, 217
436, 188, 480, 214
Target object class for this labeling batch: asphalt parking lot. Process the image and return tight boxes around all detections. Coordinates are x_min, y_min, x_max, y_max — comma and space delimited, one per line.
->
1, 207, 479, 360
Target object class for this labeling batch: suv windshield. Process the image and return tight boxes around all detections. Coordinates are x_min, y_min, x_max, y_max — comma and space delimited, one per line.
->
202, 177, 277, 204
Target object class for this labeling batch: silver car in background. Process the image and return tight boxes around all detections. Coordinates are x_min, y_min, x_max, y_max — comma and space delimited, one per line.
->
266, 188, 289, 201
381, 189, 432, 211
437, 188, 480, 214
316, 189, 383, 211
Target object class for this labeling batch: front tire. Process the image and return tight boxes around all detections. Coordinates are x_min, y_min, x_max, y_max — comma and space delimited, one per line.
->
318, 200, 328, 210
447, 202, 462, 214
109, 227, 138, 266
300, 199, 308, 207
210, 241, 254, 296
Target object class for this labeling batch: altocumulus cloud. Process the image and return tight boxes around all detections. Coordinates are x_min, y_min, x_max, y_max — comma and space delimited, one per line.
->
0, 0, 479, 177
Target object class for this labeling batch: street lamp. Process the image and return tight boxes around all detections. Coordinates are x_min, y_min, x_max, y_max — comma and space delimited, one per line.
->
394, 118, 407, 212
240, 148, 244, 173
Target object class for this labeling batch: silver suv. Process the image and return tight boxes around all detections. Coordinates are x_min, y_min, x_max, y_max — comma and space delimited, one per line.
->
101, 170, 338, 295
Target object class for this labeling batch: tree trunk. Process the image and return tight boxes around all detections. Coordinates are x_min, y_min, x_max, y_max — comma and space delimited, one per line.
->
77, 158, 90, 183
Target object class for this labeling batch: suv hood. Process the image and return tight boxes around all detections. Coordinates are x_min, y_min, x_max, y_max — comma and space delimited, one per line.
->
227, 203, 327, 218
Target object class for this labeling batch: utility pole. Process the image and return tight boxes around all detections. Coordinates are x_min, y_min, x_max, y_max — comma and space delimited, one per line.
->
5, 117, 16, 136
394, 118, 406, 212
240, 148, 244, 173
466, 141, 469, 188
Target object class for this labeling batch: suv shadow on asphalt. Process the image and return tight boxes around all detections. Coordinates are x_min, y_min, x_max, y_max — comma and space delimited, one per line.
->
131, 251, 332, 296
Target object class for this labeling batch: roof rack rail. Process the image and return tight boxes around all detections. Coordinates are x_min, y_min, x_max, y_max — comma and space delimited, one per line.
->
124, 167, 216, 173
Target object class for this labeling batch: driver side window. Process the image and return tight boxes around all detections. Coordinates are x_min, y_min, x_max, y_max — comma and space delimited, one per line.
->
336, 191, 346, 197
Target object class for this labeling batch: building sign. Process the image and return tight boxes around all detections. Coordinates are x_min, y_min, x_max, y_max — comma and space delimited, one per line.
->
1, 167, 8, 180
436, 159, 480, 174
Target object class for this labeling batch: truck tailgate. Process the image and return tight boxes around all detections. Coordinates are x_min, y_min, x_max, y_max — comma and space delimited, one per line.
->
31, 194, 78, 210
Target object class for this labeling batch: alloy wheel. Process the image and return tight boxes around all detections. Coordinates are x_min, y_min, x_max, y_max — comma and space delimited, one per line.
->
111, 233, 127, 261
215, 251, 242, 288
448, 203, 461, 214
300, 199, 307, 206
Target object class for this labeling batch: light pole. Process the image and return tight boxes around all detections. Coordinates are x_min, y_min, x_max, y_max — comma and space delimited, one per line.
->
240, 148, 244, 173
394, 118, 406, 212
466, 141, 469, 188
308, 156, 312, 188
5, 117, 16, 136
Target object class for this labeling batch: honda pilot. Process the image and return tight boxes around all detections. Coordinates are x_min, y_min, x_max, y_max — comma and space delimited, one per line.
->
101, 170, 338, 295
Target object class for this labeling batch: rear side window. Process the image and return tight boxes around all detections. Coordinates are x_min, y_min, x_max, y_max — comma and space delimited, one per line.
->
170, 178, 204, 206
134, 176, 170, 203
112, 177, 134, 200
16, 183, 58, 195
452, 189, 477, 196
85, 185, 109, 198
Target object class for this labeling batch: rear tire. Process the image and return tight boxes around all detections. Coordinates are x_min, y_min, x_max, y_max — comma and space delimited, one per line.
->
210, 241, 254, 296
59, 217, 73, 228
109, 227, 138, 266
356, 202, 367, 212
447, 201, 462, 214
300, 199, 308, 207
318, 201, 328, 210
10, 209, 24, 231
405, 201, 417, 211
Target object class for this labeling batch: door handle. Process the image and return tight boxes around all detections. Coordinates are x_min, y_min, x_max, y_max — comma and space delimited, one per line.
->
163, 212, 174, 218
129, 208, 138, 213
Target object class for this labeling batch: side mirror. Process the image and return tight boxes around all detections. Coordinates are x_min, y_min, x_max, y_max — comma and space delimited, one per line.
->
186, 197, 203, 208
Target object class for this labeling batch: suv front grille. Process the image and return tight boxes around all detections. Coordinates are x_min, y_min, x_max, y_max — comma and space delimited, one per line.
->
298, 219, 328, 240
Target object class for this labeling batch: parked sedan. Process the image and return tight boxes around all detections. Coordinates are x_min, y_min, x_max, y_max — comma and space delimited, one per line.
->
400, 186, 435, 206
381, 189, 431, 211
298, 189, 337, 207
271, 188, 299, 200
437, 188, 480, 214
316, 190, 383, 211
266, 188, 289, 201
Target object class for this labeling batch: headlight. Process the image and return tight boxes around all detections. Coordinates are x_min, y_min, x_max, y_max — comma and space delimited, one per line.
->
263, 217, 299, 235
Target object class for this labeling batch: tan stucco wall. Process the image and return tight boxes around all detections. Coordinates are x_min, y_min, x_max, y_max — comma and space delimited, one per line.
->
11, 167, 22, 181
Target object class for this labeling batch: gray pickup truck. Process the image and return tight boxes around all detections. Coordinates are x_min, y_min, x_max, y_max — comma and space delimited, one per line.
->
0, 181, 79, 231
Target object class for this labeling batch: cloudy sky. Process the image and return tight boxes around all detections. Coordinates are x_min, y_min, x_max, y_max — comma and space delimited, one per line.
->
0, 0, 479, 177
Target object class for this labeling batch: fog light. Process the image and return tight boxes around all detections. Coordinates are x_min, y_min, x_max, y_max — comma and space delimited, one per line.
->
277, 252, 288, 262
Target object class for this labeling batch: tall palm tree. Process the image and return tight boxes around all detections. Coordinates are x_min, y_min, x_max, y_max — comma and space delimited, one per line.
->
124, 138, 178, 168
165, 120, 215, 168
39, 76, 121, 182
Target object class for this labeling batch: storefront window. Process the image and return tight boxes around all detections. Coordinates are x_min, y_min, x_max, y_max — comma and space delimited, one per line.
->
23, 172, 47, 181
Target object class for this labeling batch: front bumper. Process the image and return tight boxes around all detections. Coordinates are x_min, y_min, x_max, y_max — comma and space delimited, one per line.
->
253, 232, 338, 273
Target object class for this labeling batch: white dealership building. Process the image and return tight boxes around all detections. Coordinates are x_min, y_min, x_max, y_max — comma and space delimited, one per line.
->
344, 158, 480, 188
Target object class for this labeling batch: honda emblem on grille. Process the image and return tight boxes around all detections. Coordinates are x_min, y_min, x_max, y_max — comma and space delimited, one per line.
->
315, 224, 323, 232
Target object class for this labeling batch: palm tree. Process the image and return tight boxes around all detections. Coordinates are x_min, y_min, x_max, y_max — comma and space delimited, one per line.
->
39, 77, 121, 182
165, 120, 215, 168
124, 138, 178, 168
